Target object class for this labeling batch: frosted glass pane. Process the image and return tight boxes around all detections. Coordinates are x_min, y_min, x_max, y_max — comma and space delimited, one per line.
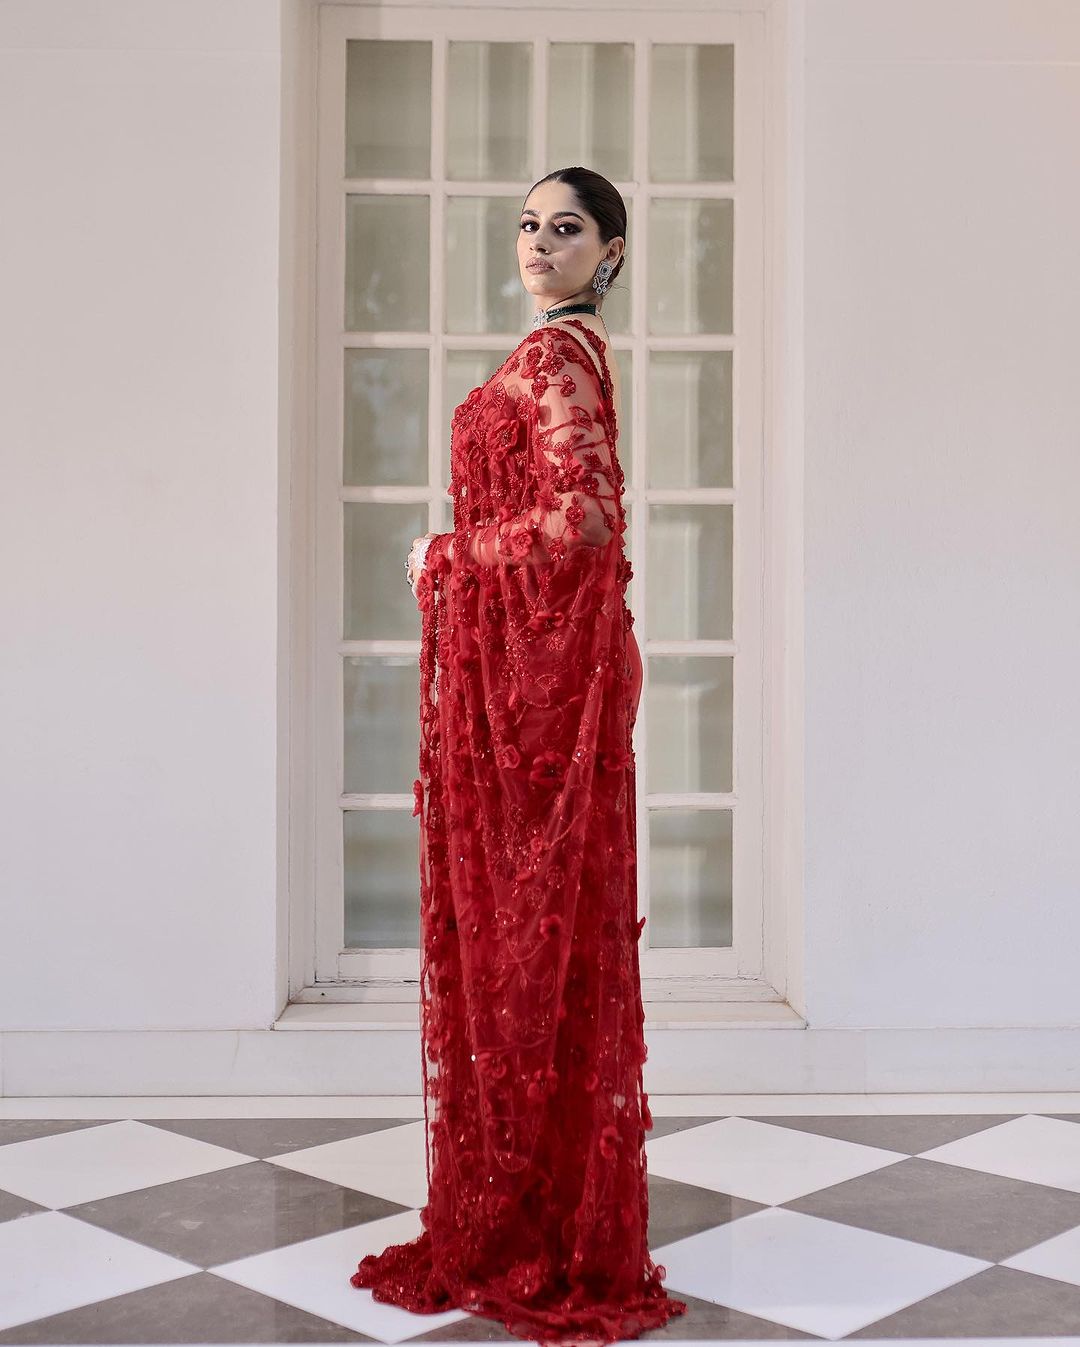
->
344, 502, 429, 639
344, 810, 419, 949
445, 197, 531, 334
344, 348, 429, 486
346, 195, 430, 332
647, 656, 732, 794
650, 45, 734, 182
611, 348, 632, 486
622, 503, 634, 613
646, 504, 732, 641
345, 40, 431, 179
647, 198, 732, 335
343, 656, 420, 795
446, 42, 531, 180
647, 351, 732, 488
445, 349, 505, 418
595, 197, 632, 337
648, 810, 732, 947
548, 44, 633, 182
443, 349, 504, 482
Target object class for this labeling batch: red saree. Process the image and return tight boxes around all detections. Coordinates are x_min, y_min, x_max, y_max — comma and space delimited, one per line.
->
350, 319, 687, 1344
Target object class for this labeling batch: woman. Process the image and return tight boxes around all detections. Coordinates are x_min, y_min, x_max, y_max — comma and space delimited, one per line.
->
350, 167, 687, 1346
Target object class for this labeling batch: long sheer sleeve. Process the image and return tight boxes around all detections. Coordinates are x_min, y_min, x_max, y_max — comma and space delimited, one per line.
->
455, 331, 621, 567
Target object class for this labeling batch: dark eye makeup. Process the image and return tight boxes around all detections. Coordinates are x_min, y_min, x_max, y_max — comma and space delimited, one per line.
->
520, 221, 579, 234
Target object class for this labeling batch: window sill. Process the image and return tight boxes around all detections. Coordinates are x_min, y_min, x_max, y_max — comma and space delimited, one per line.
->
274, 1000, 806, 1031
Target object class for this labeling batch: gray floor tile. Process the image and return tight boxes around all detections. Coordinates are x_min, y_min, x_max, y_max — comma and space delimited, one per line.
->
145, 1118, 416, 1160
642, 1290, 821, 1340
783, 1155, 1080, 1262
748, 1114, 1022, 1155
0, 1189, 48, 1223
0, 1121, 114, 1147
847, 1264, 1080, 1338
647, 1117, 724, 1141
647, 1174, 763, 1248
0, 1271, 374, 1344
64, 1160, 410, 1264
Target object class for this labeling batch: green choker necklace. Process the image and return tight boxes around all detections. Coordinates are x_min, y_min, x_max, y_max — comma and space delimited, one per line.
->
532, 301, 598, 330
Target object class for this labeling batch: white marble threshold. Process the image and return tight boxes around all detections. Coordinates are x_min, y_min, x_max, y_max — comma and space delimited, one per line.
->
4, 1092, 1080, 1119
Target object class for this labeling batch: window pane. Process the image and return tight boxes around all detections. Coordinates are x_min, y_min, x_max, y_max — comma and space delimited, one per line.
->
345, 40, 432, 179
446, 42, 531, 180
443, 349, 506, 483
346, 195, 430, 332
596, 197, 632, 337
444, 349, 505, 421
646, 504, 732, 641
611, 347, 632, 484
647, 350, 732, 488
649, 809, 733, 947
344, 656, 421, 795
650, 44, 734, 182
344, 502, 429, 639
344, 810, 419, 948
647, 655, 733, 794
548, 43, 634, 182
647, 198, 733, 335
344, 348, 429, 486
622, 503, 634, 613
445, 196, 530, 334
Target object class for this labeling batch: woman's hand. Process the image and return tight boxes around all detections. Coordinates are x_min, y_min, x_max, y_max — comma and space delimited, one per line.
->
407, 532, 456, 599
407, 532, 438, 597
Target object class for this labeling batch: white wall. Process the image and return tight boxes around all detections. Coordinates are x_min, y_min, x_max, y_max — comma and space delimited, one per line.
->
0, 0, 284, 1032
1, 0, 1078, 1091
802, 0, 1080, 1028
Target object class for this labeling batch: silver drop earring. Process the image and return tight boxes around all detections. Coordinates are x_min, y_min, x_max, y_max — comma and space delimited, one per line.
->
592, 259, 614, 294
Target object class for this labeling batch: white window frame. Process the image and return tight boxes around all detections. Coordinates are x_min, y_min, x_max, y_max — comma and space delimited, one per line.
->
285, 0, 800, 1013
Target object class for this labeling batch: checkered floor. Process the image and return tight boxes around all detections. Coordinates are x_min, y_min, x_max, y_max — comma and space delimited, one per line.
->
4, 1108, 1080, 1342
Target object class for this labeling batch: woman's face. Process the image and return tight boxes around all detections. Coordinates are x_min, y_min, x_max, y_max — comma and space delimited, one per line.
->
517, 180, 623, 308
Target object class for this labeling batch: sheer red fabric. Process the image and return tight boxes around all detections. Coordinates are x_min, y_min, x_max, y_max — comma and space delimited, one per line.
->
350, 319, 687, 1344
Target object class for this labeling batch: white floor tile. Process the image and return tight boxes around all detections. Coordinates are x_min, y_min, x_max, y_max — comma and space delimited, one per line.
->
269, 1120, 429, 1208
0, 1211, 196, 1332
920, 1115, 1080, 1192
0, 1119, 255, 1208
652, 1207, 990, 1339
211, 1209, 468, 1342
1001, 1220, 1080, 1287
645, 1115, 905, 1205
